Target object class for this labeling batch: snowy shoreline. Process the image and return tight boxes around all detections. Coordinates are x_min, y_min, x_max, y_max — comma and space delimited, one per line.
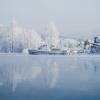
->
0, 53, 100, 57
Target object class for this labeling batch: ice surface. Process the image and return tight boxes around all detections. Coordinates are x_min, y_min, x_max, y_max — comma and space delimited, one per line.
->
0, 54, 100, 100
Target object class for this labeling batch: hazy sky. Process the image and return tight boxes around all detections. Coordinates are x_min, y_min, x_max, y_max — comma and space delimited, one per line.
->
0, 0, 100, 39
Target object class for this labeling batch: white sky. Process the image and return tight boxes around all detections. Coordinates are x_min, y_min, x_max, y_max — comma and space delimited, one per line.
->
0, 0, 100, 39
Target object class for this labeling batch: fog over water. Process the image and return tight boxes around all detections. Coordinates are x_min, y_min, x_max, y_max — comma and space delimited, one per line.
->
0, 0, 100, 39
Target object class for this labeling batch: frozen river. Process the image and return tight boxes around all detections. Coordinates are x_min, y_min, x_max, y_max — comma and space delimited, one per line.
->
0, 54, 100, 100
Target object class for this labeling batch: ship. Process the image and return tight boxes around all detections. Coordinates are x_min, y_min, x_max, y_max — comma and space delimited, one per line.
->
28, 48, 67, 55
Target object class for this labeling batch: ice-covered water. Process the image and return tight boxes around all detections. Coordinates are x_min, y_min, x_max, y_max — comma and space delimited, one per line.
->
0, 54, 100, 100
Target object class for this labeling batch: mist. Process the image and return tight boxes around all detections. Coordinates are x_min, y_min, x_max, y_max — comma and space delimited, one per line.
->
0, 0, 100, 39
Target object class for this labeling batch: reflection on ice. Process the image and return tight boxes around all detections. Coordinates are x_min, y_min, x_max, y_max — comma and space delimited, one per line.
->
0, 82, 3, 86
0, 55, 100, 93
11, 71, 23, 92
11, 66, 41, 92
31, 67, 42, 79
48, 62, 59, 88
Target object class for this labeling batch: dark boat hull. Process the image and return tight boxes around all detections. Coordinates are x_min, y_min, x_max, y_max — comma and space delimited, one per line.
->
28, 50, 66, 55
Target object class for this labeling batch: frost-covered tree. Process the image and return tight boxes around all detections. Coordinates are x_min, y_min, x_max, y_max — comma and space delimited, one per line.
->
29, 30, 41, 49
9, 18, 42, 52
0, 24, 10, 52
9, 18, 24, 52
0, 19, 41, 53
47, 22, 60, 49
23, 29, 41, 49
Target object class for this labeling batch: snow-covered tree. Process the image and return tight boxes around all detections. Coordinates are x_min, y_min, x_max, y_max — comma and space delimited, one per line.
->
9, 18, 42, 52
9, 18, 24, 52
47, 22, 60, 49
0, 24, 10, 52
24, 29, 41, 49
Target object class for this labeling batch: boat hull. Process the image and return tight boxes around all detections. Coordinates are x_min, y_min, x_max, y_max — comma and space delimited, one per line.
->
28, 50, 66, 55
